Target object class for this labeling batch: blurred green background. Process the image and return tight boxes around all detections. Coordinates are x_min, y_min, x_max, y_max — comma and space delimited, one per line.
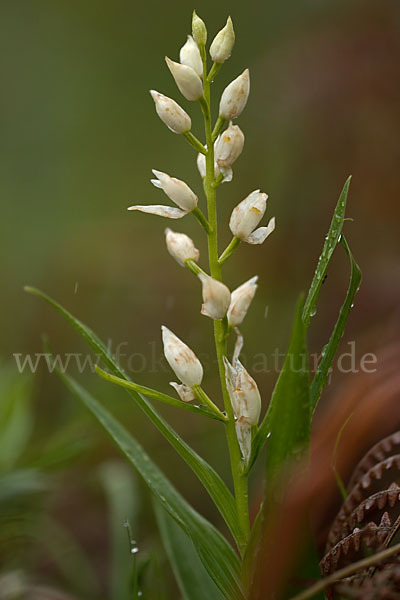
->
1, 0, 400, 597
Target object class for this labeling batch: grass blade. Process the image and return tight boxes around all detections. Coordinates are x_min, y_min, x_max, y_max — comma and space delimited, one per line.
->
310, 236, 362, 411
302, 176, 351, 327
59, 370, 244, 600
25, 287, 241, 548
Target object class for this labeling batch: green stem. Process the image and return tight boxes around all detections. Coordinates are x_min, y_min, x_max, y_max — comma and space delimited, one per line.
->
185, 259, 208, 277
212, 115, 226, 142
219, 236, 241, 265
192, 385, 227, 421
182, 131, 207, 155
201, 62, 250, 553
192, 206, 212, 234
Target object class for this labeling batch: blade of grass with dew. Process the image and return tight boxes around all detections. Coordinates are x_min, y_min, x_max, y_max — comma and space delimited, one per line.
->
153, 499, 225, 600
24, 287, 241, 547
310, 236, 362, 412
302, 176, 351, 328
249, 297, 311, 473
59, 370, 245, 600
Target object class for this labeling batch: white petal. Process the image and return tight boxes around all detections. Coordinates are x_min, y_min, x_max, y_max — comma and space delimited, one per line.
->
127, 205, 188, 219
235, 418, 252, 466
150, 178, 163, 189
169, 382, 196, 402
245, 217, 276, 244
220, 166, 233, 183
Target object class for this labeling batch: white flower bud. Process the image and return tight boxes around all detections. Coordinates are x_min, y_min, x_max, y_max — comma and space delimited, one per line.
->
227, 276, 258, 327
214, 123, 244, 169
162, 326, 203, 387
165, 57, 203, 101
219, 69, 250, 120
223, 358, 261, 424
150, 90, 191, 134
169, 382, 196, 402
224, 356, 261, 466
151, 170, 198, 212
180, 36, 203, 78
198, 274, 231, 320
229, 190, 275, 244
192, 11, 207, 47
165, 228, 199, 266
210, 16, 235, 63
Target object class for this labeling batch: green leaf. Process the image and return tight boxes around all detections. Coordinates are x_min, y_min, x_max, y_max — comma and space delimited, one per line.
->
263, 297, 311, 483
98, 461, 139, 600
59, 371, 244, 600
302, 176, 351, 327
25, 287, 241, 547
249, 298, 311, 474
154, 499, 225, 600
310, 236, 362, 411
95, 365, 224, 422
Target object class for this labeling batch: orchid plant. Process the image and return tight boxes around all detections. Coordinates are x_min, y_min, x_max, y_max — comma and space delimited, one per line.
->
26, 11, 362, 599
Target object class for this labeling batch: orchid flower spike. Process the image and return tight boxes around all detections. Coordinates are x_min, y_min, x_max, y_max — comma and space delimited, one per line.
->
210, 16, 235, 63
229, 190, 275, 244
165, 228, 199, 266
150, 90, 191, 134
162, 326, 203, 387
198, 274, 231, 320
165, 57, 203, 101
227, 276, 258, 327
180, 36, 203, 78
219, 69, 250, 120
128, 170, 198, 220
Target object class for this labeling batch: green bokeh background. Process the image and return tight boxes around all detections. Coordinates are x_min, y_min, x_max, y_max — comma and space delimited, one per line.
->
1, 0, 399, 596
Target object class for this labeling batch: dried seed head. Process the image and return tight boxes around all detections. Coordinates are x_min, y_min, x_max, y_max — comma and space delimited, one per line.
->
219, 69, 250, 120
161, 326, 203, 387
180, 36, 203, 78
210, 16, 235, 64
227, 276, 258, 327
165, 57, 203, 101
198, 274, 231, 320
150, 90, 191, 134
165, 228, 199, 266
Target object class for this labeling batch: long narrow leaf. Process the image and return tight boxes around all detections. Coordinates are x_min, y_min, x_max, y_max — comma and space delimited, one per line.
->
310, 236, 362, 411
59, 371, 244, 599
25, 287, 241, 547
95, 366, 224, 421
154, 499, 225, 600
250, 297, 311, 476
302, 176, 351, 327
265, 297, 311, 485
